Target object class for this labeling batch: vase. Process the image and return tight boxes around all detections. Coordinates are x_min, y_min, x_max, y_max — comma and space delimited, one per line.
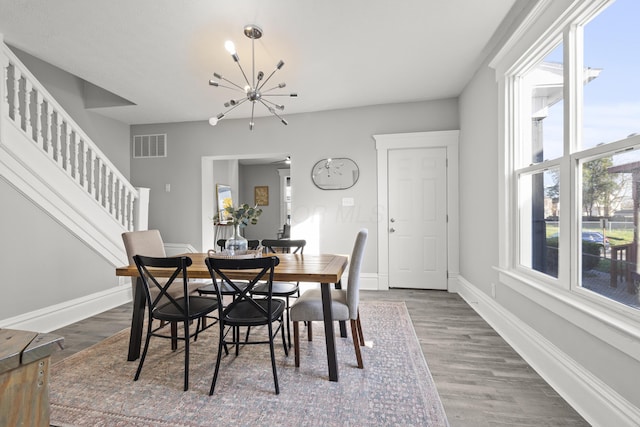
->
226, 224, 248, 253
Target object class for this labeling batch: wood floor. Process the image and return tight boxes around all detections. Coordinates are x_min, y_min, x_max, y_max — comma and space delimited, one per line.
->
50, 289, 589, 426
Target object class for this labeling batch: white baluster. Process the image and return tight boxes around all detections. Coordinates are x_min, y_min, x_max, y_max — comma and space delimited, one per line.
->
80, 141, 88, 189
108, 172, 115, 214
127, 190, 135, 230
87, 148, 95, 194
35, 91, 44, 149
64, 124, 72, 175
1, 58, 10, 122
114, 176, 119, 219
55, 115, 63, 166
123, 190, 130, 229
24, 79, 33, 138
46, 104, 54, 159
12, 67, 21, 126
96, 158, 103, 205
73, 133, 80, 182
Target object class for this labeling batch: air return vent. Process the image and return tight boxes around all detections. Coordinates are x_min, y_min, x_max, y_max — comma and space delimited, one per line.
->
133, 134, 167, 158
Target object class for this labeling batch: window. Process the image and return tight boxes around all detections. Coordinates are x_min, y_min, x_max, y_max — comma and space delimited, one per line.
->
507, 0, 640, 312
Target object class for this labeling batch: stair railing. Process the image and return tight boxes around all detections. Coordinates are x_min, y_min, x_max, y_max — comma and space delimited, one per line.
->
0, 42, 137, 231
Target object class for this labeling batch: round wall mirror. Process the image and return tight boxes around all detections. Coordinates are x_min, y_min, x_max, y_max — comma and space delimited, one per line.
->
311, 158, 359, 190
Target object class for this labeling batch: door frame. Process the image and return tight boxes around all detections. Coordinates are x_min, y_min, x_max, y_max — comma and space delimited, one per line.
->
374, 130, 460, 292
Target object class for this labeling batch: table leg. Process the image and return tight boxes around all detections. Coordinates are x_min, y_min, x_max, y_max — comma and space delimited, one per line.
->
334, 280, 347, 338
127, 278, 145, 361
320, 282, 339, 382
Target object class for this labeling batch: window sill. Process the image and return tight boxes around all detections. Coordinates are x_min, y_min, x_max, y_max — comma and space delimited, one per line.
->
495, 266, 640, 363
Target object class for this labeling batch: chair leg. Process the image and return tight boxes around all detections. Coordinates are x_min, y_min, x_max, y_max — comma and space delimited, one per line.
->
183, 320, 190, 391
285, 295, 292, 348
356, 308, 365, 346
280, 315, 288, 357
171, 322, 178, 350
293, 321, 300, 367
134, 319, 153, 381
350, 319, 364, 369
307, 321, 312, 341
209, 339, 225, 395
268, 322, 280, 395
194, 318, 201, 342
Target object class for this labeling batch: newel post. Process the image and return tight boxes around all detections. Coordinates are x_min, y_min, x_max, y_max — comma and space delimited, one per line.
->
133, 187, 150, 231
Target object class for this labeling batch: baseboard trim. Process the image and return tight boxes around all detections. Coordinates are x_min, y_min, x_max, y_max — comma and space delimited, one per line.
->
457, 276, 640, 427
0, 285, 133, 333
360, 273, 379, 290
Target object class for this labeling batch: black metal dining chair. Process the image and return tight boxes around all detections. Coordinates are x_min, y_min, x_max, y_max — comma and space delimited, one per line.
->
205, 256, 287, 395
132, 255, 218, 391
251, 239, 306, 347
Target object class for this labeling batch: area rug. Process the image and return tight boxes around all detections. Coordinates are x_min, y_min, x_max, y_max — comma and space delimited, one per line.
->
49, 301, 449, 426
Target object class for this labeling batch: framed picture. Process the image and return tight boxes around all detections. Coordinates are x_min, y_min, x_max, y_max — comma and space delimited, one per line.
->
216, 184, 233, 223
254, 185, 269, 206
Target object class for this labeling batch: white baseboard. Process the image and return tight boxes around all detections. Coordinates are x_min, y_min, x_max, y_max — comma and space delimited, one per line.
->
0, 285, 133, 333
457, 276, 640, 427
360, 273, 379, 290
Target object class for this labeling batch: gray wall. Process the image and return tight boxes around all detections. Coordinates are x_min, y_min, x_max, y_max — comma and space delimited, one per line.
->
130, 99, 459, 274
0, 178, 117, 319
458, 17, 640, 412
239, 163, 282, 241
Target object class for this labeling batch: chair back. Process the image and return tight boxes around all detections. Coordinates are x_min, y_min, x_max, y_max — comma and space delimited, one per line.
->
261, 239, 306, 254
133, 255, 193, 315
346, 229, 368, 319
216, 239, 261, 250
205, 256, 280, 318
122, 230, 166, 265
282, 224, 291, 239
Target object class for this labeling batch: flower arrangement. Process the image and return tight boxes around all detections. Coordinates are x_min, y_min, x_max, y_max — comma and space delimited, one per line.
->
215, 203, 262, 228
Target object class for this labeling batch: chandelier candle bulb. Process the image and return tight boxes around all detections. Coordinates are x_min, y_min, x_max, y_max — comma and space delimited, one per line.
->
224, 40, 236, 55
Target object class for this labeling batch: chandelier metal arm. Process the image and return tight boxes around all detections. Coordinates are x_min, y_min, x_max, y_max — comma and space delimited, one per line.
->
209, 81, 244, 92
259, 99, 288, 125
257, 60, 284, 92
249, 102, 256, 130
262, 93, 298, 97
261, 84, 285, 94
218, 97, 250, 118
212, 73, 246, 92
260, 98, 284, 110
233, 57, 252, 89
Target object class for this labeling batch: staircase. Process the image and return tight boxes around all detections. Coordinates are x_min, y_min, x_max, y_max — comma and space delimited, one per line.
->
0, 41, 142, 267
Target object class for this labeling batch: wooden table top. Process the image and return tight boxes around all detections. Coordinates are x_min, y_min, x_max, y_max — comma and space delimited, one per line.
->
0, 329, 63, 373
116, 253, 349, 284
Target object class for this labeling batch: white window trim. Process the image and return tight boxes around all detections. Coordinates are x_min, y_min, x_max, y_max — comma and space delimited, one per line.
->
492, 0, 639, 360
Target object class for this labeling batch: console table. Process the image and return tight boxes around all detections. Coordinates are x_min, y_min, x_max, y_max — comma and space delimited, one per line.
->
0, 329, 63, 427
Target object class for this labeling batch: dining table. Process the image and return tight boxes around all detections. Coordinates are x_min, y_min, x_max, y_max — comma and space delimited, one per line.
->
116, 252, 349, 382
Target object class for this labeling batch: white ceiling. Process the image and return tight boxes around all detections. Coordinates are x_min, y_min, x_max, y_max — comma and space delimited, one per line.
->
0, 0, 516, 126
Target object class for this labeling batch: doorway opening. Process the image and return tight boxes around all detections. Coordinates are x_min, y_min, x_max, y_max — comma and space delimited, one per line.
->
201, 154, 291, 250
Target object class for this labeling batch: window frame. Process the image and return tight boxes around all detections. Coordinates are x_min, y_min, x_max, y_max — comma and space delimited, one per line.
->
495, 0, 640, 322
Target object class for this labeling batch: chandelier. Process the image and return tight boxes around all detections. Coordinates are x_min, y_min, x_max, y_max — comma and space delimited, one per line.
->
208, 25, 297, 130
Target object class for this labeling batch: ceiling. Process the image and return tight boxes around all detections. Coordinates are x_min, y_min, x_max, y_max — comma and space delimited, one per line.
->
0, 0, 517, 126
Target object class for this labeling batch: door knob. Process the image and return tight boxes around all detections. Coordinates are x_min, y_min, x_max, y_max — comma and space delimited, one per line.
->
389, 228, 396, 233
390, 218, 396, 223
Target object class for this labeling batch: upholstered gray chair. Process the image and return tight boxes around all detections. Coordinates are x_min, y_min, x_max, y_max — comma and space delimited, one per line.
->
290, 229, 368, 368
122, 230, 202, 356
122, 230, 203, 298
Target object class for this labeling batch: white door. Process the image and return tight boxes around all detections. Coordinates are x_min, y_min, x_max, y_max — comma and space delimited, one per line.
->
388, 147, 448, 289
